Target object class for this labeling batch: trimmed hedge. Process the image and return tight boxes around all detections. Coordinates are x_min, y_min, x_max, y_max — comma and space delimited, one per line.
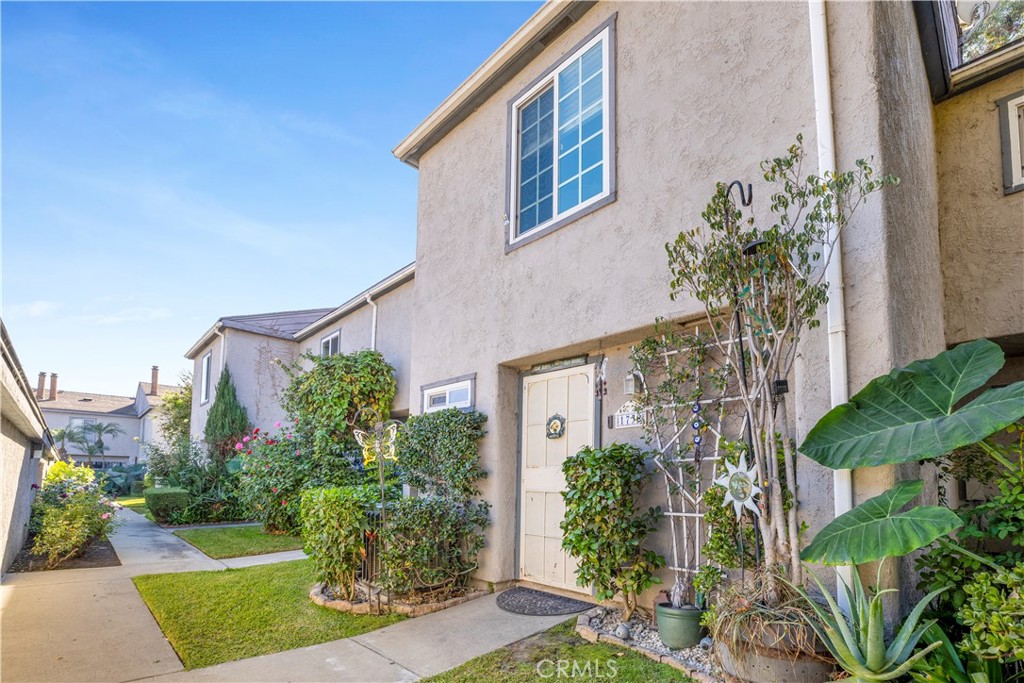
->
130, 480, 146, 496
144, 487, 191, 522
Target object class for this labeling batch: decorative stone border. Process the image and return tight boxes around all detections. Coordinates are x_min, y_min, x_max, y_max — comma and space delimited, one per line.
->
575, 607, 721, 683
310, 584, 488, 617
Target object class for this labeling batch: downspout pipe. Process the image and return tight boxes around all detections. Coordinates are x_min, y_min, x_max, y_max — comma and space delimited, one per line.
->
214, 326, 226, 374
808, 0, 854, 611
366, 295, 378, 351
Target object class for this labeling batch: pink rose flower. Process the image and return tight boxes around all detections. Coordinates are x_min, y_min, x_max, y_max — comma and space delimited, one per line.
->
235, 442, 243, 450
101, 513, 111, 520
274, 421, 281, 428
243, 436, 251, 443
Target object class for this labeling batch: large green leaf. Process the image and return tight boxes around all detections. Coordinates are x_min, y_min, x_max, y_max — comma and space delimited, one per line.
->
800, 339, 1024, 469
800, 480, 962, 565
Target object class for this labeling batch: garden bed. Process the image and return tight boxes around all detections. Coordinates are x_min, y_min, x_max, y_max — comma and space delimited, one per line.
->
575, 606, 722, 683
7, 537, 121, 572
310, 582, 487, 617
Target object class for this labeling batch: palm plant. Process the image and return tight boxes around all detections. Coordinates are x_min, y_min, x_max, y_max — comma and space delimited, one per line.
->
70, 422, 126, 465
50, 427, 80, 460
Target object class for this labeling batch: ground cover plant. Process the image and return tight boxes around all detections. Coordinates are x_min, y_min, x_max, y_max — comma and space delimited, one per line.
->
173, 525, 303, 559
423, 619, 692, 683
132, 560, 402, 668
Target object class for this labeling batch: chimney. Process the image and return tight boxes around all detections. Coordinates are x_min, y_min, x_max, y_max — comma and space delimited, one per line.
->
150, 366, 159, 395
36, 372, 46, 400
48, 373, 58, 401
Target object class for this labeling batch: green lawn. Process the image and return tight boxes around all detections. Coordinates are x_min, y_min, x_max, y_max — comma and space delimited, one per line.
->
174, 525, 304, 559
133, 560, 402, 669
118, 496, 155, 522
424, 619, 692, 683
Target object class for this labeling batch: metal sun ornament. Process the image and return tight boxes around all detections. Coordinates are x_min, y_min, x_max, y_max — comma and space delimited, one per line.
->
714, 452, 762, 519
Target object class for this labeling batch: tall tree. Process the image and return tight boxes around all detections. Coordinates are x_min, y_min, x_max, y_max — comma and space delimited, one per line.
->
157, 372, 192, 446
50, 427, 79, 460
70, 422, 125, 465
204, 366, 251, 462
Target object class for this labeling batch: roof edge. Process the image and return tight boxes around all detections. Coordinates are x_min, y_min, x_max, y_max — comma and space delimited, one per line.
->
392, 0, 596, 168
295, 262, 416, 341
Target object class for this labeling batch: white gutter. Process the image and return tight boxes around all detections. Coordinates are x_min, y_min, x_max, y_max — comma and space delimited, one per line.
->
366, 295, 378, 351
808, 0, 854, 610
214, 326, 226, 375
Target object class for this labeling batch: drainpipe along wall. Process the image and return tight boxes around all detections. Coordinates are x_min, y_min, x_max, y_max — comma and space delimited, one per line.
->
366, 295, 378, 351
808, 0, 854, 612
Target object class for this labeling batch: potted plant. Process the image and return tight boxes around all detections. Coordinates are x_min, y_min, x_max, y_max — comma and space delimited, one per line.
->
656, 565, 723, 649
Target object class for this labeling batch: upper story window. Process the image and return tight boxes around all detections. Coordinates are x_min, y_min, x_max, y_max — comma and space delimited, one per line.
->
998, 89, 1024, 193
321, 331, 341, 357
422, 378, 474, 413
200, 352, 212, 405
507, 22, 615, 247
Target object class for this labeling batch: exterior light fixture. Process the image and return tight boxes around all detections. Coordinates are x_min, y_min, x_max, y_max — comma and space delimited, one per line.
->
623, 371, 640, 396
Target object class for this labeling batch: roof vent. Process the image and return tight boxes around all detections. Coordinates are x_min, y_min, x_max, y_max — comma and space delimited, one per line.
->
79, 398, 93, 402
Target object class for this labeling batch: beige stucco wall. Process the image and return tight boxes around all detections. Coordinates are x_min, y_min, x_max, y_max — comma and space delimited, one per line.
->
41, 410, 143, 464
408, 0, 946, 603
936, 70, 1024, 345
409, 0, 824, 585
190, 329, 298, 438
1, 356, 48, 575
297, 280, 415, 416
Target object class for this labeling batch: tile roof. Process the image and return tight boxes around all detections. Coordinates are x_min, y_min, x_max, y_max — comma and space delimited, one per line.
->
38, 390, 137, 416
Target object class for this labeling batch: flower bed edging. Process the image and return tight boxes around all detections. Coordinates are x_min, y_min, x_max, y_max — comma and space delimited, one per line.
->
575, 607, 721, 683
310, 584, 488, 617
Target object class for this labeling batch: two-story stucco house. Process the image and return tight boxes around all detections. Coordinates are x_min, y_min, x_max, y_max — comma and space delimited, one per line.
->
185, 263, 415, 436
391, 0, 1023, 603
37, 367, 180, 467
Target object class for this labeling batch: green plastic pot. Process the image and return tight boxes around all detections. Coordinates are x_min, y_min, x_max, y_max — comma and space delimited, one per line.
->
655, 602, 705, 649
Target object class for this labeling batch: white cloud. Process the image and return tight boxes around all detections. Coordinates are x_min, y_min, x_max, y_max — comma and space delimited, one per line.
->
4, 300, 64, 318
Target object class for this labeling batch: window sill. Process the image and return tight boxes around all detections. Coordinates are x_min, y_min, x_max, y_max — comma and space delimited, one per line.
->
505, 190, 616, 253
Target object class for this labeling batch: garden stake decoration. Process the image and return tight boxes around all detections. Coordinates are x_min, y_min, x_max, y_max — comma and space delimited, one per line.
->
352, 407, 399, 524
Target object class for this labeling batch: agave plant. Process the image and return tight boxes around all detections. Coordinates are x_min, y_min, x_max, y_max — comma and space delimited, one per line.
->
789, 562, 946, 683
908, 624, 1002, 683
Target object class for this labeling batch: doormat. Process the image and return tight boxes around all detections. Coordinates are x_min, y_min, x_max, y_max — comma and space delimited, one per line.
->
496, 587, 592, 616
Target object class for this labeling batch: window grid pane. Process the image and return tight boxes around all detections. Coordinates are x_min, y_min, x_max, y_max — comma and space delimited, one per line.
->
518, 88, 555, 235
556, 43, 603, 214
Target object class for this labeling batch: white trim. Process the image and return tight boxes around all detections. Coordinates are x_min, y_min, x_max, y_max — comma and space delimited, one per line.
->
422, 379, 473, 413
200, 352, 213, 405
1006, 93, 1024, 189
320, 330, 341, 357
508, 27, 611, 245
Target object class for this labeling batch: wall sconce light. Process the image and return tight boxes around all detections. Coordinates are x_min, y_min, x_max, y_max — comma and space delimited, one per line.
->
30, 442, 44, 460
623, 371, 640, 396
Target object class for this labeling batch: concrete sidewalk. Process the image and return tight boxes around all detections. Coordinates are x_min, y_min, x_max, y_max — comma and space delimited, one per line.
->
1, 509, 577, 682
140, 594, 571, 682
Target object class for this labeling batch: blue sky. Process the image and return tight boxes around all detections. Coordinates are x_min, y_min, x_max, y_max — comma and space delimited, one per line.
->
2, 1, 541, 395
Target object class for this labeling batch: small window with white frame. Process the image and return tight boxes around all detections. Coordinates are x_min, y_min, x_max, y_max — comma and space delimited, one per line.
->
320, 331, 341, 357
508, 21, 614, 246
422, 378, 473, 413
998, 89, 1024, 194
200, 352, 212, 404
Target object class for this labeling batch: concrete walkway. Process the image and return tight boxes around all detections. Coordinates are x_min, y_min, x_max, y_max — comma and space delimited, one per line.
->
1, 509, 578, 683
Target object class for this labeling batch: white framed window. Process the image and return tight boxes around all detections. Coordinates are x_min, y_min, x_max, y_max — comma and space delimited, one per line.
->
200, 352, 212, 404
508, 24, 613, 245
70, 417, 97, 443
320, 331, 341, 357
999, 90, 1024, 194
422, 379, 473, 413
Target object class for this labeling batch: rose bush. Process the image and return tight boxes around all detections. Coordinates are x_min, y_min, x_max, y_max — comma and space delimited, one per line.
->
237, 424, 313, 533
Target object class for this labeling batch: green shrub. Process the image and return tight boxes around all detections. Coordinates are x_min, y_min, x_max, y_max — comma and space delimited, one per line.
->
146, 438, 247, 524
30, 460, 119, 568
131, 480, 146, 496
143, 472, 154, 489
377, 496, 488, 597
300, 487, 369, 600
204, 367, 251, 461
959, 562, 1024, 662
561, 443, 664, 620
238, 426, 313, 533
395, 408, 487, 500
145, 487, 191, 522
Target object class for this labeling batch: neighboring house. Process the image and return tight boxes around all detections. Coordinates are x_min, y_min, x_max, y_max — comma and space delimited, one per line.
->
37, 367, 180, 467
390, 0, 1023, 604
1, 321, 54, 575
185, 263, 415, 437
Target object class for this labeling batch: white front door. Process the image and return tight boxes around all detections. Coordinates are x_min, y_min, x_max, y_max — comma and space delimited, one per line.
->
520, 363, 595, 592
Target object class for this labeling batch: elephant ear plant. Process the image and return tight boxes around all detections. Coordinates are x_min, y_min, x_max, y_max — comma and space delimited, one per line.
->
791, 339, 1024, 682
